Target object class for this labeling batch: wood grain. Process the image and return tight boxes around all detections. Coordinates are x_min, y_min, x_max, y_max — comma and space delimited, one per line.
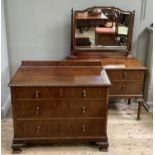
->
2, 103, 152, 155
9, 61, 111, 152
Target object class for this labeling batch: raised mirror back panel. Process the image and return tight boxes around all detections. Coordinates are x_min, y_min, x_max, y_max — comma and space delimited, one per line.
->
71, 7, 135, 57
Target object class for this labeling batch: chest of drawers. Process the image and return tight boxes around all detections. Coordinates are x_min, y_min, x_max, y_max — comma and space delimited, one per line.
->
9, 61, 111, 153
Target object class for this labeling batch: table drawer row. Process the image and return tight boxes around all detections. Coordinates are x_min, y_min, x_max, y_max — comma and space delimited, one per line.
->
12, 87, 107, 99
109, 81, 144, 95
14, 119, 106, 138
106, 70, 145, 81
13, 100, 107, 118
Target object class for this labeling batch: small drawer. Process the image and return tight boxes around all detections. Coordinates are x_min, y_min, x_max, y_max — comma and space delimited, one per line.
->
12, 87, 60, 99
109, 81, 144, 95
106, 70, 145, 81
14, 100, 106, 118
14, 119, 106, 138
61, 100, 107, 117
61, 87, 107, 98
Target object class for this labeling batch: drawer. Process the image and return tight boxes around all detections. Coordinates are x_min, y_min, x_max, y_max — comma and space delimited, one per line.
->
61, 87, 107, 98
109, 81, 144, 95
12, 87, 60, 99
14, 100, 106, 118
106, 70, 145, 81
14, 119, 106, 138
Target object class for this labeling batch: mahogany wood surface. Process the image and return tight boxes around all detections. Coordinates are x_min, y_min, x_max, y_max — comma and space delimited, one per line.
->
10, 61, 111, 152
14, 99, 107, 118
10, 61, 110, 87
67, 57, 146, 70
66, 57, 146, 119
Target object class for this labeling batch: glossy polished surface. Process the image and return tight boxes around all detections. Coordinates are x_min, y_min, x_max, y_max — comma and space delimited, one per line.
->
10, 61, 111, 152
66, 57, 146, 120
9, 61, 111, 87
70, 57, 146, 70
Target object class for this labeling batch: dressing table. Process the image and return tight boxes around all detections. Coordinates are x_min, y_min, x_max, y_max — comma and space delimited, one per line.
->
68, 6, 147, 120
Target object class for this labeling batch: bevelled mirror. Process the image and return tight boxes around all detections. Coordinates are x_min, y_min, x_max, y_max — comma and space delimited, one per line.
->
70, 7, 135, 57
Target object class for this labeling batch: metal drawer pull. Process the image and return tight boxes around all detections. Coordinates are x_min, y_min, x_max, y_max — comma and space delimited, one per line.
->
35, 90, 39, 98
36, 125, 40, 133
82, 89, 87, 97
122, 85, 126, 92
82, 124, 86, 133
82, 106, 86, 114
35, 106, 40, 114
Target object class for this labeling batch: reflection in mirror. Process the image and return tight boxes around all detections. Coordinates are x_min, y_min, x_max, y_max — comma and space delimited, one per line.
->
116, 13, 130, 46
74, 7, 133, 51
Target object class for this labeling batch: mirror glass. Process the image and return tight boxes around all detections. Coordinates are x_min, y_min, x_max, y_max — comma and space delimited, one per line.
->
75, 8, 131, 51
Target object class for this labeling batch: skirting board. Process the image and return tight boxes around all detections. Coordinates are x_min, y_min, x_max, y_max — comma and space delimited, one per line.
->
1, 95, 11, 118
143, 101, 153, 112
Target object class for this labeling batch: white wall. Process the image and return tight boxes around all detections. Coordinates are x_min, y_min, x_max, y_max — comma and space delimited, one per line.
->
1, 0, 10, 118
4, 0, 145, 75
136, 0, 153, 62
139, 0, 153, 34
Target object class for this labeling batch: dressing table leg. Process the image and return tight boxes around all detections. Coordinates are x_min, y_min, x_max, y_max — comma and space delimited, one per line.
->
137, 100, 143, 120
128, 98, 131, 105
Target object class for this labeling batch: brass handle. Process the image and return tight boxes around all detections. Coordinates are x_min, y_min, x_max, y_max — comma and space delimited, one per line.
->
36, 125, 40, 133
35, 90, 39, 98
82, 106, 86, 114
82, 124, 86, 133
35, 106, 40, 114
122, 84, 126, 92
82, 90, 87, 98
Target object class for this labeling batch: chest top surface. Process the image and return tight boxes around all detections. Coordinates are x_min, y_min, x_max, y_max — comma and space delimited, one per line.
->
9, 60, 111, 87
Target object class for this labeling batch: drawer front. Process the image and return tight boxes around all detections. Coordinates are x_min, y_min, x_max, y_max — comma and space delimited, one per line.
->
109, 81, 144, 95
14, 119, 106, 138
12, 87, 60, 99
14, 100, 106, 118
106, 70, 145, 81
62, 87, 107, 98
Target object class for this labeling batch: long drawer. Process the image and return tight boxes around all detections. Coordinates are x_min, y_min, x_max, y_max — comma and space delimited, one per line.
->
61, 87, 107, 98
12, 87, 107, 99
14, 100, 106, 118
14, 119, 106, 138
106, 70, 145, 81
109, 81, 144, 95
12, 87, 60, 99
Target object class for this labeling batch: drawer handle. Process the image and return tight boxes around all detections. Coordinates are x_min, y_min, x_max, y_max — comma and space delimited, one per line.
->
35, 90, 39, 98
82, 90, 87, 98
36, 125, 40, 133
122, 85, 126, 92
82, 124, 86, 133
82, 106, 86, 114
35, 106, 40, 115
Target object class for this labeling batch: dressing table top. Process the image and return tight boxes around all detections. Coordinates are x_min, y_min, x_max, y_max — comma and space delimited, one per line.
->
70, 57, 146, 70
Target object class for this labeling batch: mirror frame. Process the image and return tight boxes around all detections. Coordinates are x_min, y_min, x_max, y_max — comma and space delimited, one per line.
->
70, 6, 135, 58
